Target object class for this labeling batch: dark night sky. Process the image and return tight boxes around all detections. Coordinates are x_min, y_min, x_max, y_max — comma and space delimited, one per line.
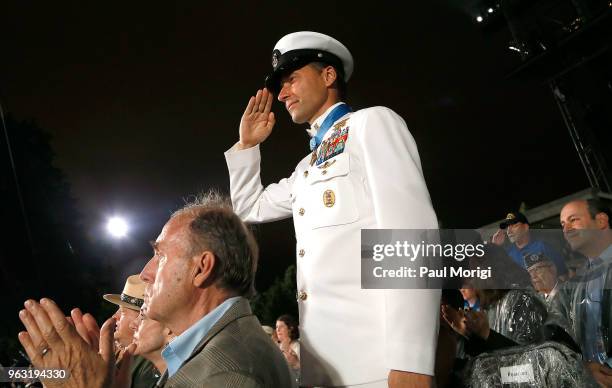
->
2, 1, 588, 288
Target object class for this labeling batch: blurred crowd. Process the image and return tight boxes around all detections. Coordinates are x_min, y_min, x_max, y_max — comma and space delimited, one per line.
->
438, 198, 612, 387
2, 196, 611, 388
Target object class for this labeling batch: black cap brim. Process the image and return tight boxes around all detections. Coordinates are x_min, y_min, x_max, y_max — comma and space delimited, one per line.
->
264, 49, 345, 95
265, 58, 313, 95
499, 220, 517, 229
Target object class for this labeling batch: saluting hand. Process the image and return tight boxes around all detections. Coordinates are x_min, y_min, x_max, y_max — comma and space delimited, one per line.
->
491, 229, 506, 246
238, 88, 276, 149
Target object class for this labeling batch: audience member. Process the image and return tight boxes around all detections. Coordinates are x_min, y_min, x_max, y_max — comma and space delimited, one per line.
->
547, 199, 612, 386
140, 193, 293, 386
103, 274, 159, 388
128, 311, 174, 387
441, 287, 548, 388
492, 211, 568, 277
276, 314, 300, 372
443, 288, 547, 356
524, 253, 561, 309
103, 275, 145, 355
459, 281, 480, 312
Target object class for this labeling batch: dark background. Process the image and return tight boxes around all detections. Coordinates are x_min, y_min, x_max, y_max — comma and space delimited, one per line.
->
0, 1, 591, 365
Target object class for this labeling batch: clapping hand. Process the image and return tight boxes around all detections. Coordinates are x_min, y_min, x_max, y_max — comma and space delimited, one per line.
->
70, 307, 101, 350
18, 298, 114, 388
465, 310, 490, 339
70, 307, 135, 388
585, 361, 612, 387
441, 304, 468, 338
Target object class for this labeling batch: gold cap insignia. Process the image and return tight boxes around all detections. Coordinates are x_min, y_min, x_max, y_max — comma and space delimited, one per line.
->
272, 50, 280, 69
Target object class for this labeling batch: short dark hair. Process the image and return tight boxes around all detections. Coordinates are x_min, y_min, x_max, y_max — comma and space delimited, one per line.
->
277, 314, 299, 340
173, 191, 258, 298
311, 62, 348, 100
586, 198, 611, 228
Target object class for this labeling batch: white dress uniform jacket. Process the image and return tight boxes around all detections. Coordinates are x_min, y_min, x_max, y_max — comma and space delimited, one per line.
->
225, 103, 441, 386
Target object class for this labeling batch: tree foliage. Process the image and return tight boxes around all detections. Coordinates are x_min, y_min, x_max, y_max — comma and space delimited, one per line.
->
251, 264, 298, 326
0, 114, 108, 365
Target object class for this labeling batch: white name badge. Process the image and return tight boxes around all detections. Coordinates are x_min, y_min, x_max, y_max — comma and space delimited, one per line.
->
499, 364, 536, 384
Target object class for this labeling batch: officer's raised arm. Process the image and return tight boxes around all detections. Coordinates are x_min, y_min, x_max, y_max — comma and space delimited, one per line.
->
237, 88, 275, 150
225, 86, 293, 223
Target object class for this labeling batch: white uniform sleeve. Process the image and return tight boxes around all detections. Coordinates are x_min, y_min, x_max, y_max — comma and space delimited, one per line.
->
224, 143, 294, 223
353, 107, 441, 376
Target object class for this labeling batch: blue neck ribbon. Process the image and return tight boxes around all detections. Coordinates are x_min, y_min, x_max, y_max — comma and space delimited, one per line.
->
309, 103, 352, 151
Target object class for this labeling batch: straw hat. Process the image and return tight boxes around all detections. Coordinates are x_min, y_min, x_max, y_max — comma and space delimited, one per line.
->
103, 274, 145, 311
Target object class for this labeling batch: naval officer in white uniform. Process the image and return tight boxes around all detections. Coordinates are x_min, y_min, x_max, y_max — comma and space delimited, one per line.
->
225, 31, 440, 387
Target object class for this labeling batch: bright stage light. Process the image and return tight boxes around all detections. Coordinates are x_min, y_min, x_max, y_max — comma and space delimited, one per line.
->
488, 8, 494, 13
476, 16, 483, 22
107, 216, 128, 238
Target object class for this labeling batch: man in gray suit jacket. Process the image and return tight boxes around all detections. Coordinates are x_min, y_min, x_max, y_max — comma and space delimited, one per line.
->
140, 192, 292, 388
17, 193, 293, 388
155, 297, 291, 387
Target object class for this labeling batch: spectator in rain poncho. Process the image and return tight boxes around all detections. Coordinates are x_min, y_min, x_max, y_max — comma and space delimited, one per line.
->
442, 241, 546, 351
443, 288, 548, 357
524, 252, 562, 311
546, 199, 612, 386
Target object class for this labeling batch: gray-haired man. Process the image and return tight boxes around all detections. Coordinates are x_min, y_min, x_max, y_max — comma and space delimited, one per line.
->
18, 194, 293, 388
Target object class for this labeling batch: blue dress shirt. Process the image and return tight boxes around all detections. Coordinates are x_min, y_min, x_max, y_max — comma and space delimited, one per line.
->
162, 296, 241, 377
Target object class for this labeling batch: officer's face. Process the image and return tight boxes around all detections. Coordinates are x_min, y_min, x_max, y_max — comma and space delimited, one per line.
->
277, 64, 329, 125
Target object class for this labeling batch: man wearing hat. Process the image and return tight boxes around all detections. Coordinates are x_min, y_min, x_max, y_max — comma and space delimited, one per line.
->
225, 31, 440, 387
524, 253, 561, 308
104, 275, 146, 352
492, 211, 568, 277
104, 274, 159, 388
